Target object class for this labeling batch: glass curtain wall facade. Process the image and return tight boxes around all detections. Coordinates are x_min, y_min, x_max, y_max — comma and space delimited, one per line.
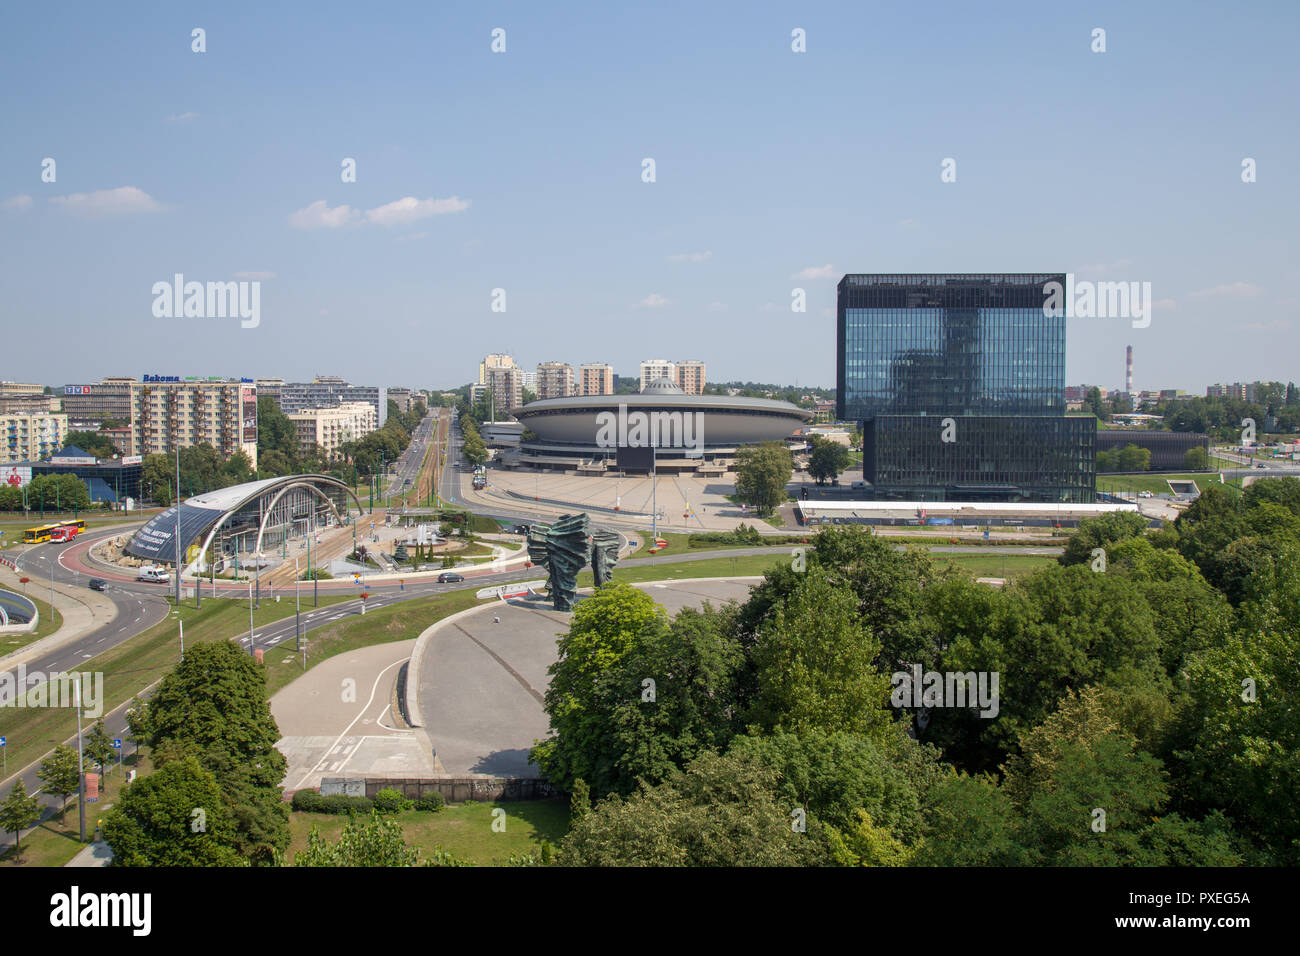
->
838, 274, 1095, 502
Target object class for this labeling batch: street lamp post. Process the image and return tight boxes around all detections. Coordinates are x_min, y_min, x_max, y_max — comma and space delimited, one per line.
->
74, 675, 86, 843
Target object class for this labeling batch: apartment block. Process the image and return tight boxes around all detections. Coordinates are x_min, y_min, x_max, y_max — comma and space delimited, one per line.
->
288, 401, 377, 459
130, 380, 258, 467
578, 363, 614, 396
1, 412, 69, 464
478, 353, 517, 384
0, 393, 60, 415
675, 360, 706, 395
485, 365, 524, 417
535, 362, 575, 399
639, 359, 676, 388
281, 379, 388, 426
254, 377, 285, 405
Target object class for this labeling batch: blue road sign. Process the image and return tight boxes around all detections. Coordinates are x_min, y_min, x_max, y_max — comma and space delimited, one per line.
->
0, 737, 6, 746
112, 739, 122, 749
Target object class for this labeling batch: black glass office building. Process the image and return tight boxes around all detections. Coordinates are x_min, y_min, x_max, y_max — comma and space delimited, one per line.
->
837, 274, 1095, 503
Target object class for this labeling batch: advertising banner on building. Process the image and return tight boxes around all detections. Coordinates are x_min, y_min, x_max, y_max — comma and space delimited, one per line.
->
1, 465, 31, 487
241, 385, 257, 445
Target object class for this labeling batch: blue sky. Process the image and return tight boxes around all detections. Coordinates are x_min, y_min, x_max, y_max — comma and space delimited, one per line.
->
2, 1, 1296, 393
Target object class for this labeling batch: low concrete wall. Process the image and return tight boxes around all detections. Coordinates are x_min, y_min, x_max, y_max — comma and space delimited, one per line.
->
320, 775, 559, 802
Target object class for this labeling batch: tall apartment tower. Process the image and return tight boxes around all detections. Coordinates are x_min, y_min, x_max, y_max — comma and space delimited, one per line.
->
578, 363, 614, 396
1125, 345, 1134, 396
675, 360, 706, 395
479, 353, 517, 384
535, 362, 575, 399
639, 359, 676, 389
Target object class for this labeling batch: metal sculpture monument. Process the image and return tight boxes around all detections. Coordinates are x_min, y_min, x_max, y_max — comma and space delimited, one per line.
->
526, 513, 621, 610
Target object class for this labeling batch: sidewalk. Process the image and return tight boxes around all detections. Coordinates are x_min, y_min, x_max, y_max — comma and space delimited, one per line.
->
0, 559, 118, 672
66, 839, 114, 867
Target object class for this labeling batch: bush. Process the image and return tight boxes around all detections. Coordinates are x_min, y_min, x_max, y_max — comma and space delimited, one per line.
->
415, 792, 447, 812
291, 790, 374, 814
373, 787, 414, 814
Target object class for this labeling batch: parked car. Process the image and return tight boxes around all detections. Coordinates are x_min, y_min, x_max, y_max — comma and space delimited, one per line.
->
87, 578, 107, 591
850, 480, 868, 492
437, 572, 465, 583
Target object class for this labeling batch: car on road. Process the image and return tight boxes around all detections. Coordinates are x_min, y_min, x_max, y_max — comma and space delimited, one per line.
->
1138, 491, 1154, 498
437, 572, 465, 583
88, 578, 107, 591
136, 567, 170, 583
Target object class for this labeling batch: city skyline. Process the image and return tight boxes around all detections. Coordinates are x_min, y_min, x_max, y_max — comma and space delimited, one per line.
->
2, 2, 1296, 390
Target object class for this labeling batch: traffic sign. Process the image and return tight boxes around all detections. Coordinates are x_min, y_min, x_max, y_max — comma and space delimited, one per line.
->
0, 737, 6, 746
112, 739, 122, 749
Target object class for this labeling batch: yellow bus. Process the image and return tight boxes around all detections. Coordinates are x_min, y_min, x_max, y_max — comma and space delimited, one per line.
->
22, 523, 62, 544
58, 518, 86, 534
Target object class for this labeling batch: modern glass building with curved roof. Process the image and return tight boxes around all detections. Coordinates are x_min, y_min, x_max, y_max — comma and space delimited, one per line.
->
124, 474, 362, 574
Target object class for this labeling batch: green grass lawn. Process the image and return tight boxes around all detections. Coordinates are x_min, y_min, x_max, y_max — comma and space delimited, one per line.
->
0, 594, 353, 779
263, 589, 488, 697
286, 799, 570, 865
583, 550, 1057, 588
1097, 472, 1227, 495
0, 752, 152, 868
0, 592, 62, 655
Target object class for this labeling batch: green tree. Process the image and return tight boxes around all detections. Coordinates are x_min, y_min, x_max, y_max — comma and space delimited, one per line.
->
146, 640, 289, 864
63, 430, 118, 459
0, 778, 41, 852
124, 696, 151, 757
531, 583, 667, 792
1115, 443, 1151, 472
913, 771, 1027, 866
1183, 445, 1209, 470
557, 751, 822, 866
101, 756, 244, 866
542, 604, 745, 798
36, 744, 81, 815
807, 435, 850, 485
747, 565, 893, 740
734, 441, 792, 513
83, 720, 117, 779
1058, 511, 1150, 567
294, 812, 426, 867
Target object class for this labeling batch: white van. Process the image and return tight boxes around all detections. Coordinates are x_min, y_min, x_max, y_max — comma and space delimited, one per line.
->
850, 480, 868, 492
137, 566, 171, 584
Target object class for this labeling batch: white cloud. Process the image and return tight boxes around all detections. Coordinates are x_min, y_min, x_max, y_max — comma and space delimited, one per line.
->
50, 186, 162, 216
792, 264, 836, 280
1241, 319, 1290, 331
1188, 282, 1262, 299
288, 200, 359, 229
365, 196, 469, 227
2, 194, 33, 211
234, 271, 276, 280
638, 293, 670, 308
165, 112, 199, 123
668, 250, 712, 263
395, 232, 427, 242
1152, 298, 1177, 311
708, 301, 727, 311
761, 302, 779, 312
